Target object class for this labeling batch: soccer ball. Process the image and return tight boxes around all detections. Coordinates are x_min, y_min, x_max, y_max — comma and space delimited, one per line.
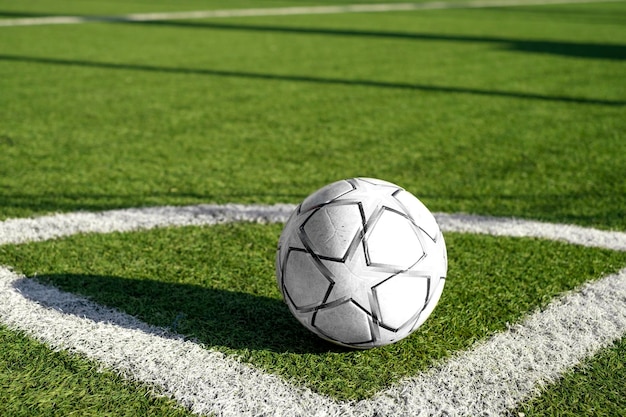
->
276, 178, 447, 349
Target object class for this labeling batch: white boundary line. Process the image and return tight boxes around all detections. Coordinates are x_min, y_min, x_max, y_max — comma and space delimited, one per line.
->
0, 266, 335, 416
362, 267, 626, 416
0, 204, 296, 246
0, 0, 623, 27
1, 204, 626, 416
2, 204, 625, 251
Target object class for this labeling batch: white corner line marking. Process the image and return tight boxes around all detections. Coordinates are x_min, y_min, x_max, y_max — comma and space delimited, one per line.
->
0, 203, 296, 246
0, 0, 623, 27
360, 267, 626, 416
1, 204, 626, 417
1, 204, 625, 251
0, 266, 336, 417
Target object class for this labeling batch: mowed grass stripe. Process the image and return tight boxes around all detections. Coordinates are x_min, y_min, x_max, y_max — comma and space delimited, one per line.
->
1, 217, 625, 415
0, 0, 622, 27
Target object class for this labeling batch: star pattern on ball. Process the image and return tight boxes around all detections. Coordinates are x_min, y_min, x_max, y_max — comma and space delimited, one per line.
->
276, 178, 447, 348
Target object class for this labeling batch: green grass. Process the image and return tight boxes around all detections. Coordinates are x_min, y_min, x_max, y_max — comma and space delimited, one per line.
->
1, 0, 625, 414
1, 2, 625, 228
0, 326, 192, 417
2, 224, 625, 400
519, 336, 626, 416
0, 0, 506, 18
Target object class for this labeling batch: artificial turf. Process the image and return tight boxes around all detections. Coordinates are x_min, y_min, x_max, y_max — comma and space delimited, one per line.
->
1, 2, 625, 228
0, 325, 193, 417
519, 335, 626, 417
2, 224, 625, 400
1, 0, 625, 414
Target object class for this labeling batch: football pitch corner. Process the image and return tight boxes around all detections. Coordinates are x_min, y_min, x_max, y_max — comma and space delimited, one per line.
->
1, 205, 626, 416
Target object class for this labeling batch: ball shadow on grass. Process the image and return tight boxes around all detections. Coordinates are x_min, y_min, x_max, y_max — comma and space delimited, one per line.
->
17, 273, 339, 354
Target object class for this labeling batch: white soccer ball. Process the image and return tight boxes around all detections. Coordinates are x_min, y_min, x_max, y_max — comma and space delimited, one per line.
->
276, 178, 447, 349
